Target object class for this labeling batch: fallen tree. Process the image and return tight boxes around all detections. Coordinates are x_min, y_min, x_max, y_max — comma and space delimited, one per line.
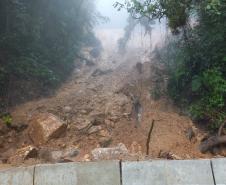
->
199, 122, 226, 153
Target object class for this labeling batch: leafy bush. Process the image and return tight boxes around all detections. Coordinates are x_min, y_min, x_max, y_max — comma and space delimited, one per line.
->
165, 0, 226, 129
0, 113, 12, 127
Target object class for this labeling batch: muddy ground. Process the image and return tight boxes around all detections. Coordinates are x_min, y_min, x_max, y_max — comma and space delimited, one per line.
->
0, 43, 217, 168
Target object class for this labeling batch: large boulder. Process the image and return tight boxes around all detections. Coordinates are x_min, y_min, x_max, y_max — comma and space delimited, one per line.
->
29, 113, 67, 145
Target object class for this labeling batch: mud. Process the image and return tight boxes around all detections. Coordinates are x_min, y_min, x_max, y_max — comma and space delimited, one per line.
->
0, 31, 214, 167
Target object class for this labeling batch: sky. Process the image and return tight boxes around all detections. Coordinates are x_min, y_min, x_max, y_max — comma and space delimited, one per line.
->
96, 0, 128, 29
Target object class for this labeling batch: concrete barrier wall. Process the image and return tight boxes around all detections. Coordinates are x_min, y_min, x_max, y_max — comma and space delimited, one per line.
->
212, 158, 226, 185
0, 166, 34, 185
122, 160, 215, 185
0, 159, 225, 185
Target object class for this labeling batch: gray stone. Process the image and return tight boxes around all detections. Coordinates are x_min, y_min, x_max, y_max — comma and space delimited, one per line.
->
91, 143, 128, 160
0, 166, 34, 185
63, 147, 80, 158
122, 160, 214, 185
34, 161, 120, 185
212, 158, 226, 185
63, 106, 72, 113
75, 120, 92, 131
39, 147, 79, 163
88, 126, 102, 134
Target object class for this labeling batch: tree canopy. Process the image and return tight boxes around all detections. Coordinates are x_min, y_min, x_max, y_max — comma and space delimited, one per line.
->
116, 0, 226, 129
0, 0, 100, 108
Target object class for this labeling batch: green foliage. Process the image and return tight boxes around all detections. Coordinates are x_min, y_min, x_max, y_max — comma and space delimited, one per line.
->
189, 69, 226, 125
0, 0, 100, 105
120, 0, 226, 129
1, 113, 12, 126
167, 1, 226, 129
115, 0, 191, 32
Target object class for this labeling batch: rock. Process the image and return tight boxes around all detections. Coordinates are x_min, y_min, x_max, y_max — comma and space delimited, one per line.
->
59, 143, 66, 148
92, 69, 113, 77
63, 147, 80, 158
88, 135, 95, 140
8, 145, 38, 164
130, 141, 142, 154
75, 120, 92, 131
105, 94, 132, 120
212, 147, 221, 155
0, 158, 7, 164
50, 151, 64, 162
185, 154, 191, 159
158, 150, 182, 160
109, 116, 120, 123
88, 126, 102, 135
63, 106, 72, 113
159, 150, 171, 159
22, 146, 38, 160
0, 121, 9, 136
28, 113, 67, 145
105, 119, 115, 128
86, 113, 105, 127
99, 137, 112, 148
39, 147, 80, 163
83, 154, 91, 162
196, 133, 209, 143
38, 148, 52, 162
80, 110, 88, 115
91, 143, 128, 160
98, 130, 110, 138
50, 151, 75, 163
7, 138, 13, 143
171, 153, 182, 160
91, 116, 105, 126
0, 137, 4, 148
11, 122, 28, 132
186, 127, 195, 141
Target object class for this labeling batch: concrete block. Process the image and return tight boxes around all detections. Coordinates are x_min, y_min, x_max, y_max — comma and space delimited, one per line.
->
212, 158, 226, 185
122, 160, 214, 185
0, 166, 34, 185
34, 161, 120, 185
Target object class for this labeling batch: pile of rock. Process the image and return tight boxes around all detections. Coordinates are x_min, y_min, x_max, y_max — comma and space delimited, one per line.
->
3, 113, 80, 164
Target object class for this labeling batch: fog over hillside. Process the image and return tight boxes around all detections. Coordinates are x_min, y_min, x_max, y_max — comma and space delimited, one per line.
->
95, 0, 167, 52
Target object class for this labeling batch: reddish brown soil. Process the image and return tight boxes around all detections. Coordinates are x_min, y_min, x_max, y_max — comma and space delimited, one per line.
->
0, 49, 213, 168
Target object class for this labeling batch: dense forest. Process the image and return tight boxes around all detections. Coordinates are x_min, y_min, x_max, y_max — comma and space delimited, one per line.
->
0, 0, 100, 109
116, 0, 226, 129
